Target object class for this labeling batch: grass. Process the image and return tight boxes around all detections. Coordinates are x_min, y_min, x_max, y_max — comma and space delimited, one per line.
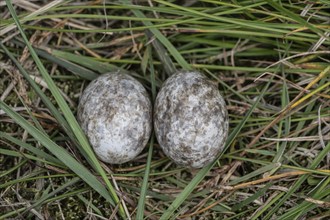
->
1, 0, 330, 219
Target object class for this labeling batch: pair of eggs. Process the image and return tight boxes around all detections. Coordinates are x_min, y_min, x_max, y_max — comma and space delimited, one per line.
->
77, 71, 229, 168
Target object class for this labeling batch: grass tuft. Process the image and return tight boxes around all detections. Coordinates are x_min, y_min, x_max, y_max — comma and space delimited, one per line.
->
1, 0, 329, 219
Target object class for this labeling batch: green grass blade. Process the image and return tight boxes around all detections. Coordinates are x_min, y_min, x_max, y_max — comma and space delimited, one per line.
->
136, 135, 154, 220
232, 182, 272, 211
0, 208, 26, 219
229, 162, 281, 186
35, 48, 100, 80
0, 170, 73, 189
145, 30, 177, 75
0, 160, 26, 178
273, 74, 290, 164
0, 149, 60, 167
148, 46, 158, 101
49, 48, 124, 74
251, 192, 286, 220
137, 49, 156, 219
0, 132, 62, 166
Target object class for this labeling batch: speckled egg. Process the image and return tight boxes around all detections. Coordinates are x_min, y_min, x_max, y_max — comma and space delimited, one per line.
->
154, 71, 229, 168
77, 72, 152, 164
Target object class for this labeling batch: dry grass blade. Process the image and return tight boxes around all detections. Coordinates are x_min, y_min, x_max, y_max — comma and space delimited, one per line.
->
229, 169, 330, 190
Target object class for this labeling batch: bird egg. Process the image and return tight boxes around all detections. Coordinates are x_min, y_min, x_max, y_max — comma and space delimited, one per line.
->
154, 71, 229, 168
77, 72, 152, 164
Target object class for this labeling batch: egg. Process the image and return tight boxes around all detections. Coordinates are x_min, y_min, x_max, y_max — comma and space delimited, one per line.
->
154, 71, 229, 168
77, 72, 152, 164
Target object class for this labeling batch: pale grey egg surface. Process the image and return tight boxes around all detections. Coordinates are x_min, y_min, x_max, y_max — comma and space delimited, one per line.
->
154, 71, 229, 168
77, 72, 152, 164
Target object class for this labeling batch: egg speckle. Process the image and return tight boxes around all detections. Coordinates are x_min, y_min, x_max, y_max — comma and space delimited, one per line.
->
77, 72, 152, 164
154, 71, 229, 168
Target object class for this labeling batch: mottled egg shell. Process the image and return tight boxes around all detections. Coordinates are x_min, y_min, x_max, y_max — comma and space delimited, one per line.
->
77, 72, 152, 164
154, 71, 229, 168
